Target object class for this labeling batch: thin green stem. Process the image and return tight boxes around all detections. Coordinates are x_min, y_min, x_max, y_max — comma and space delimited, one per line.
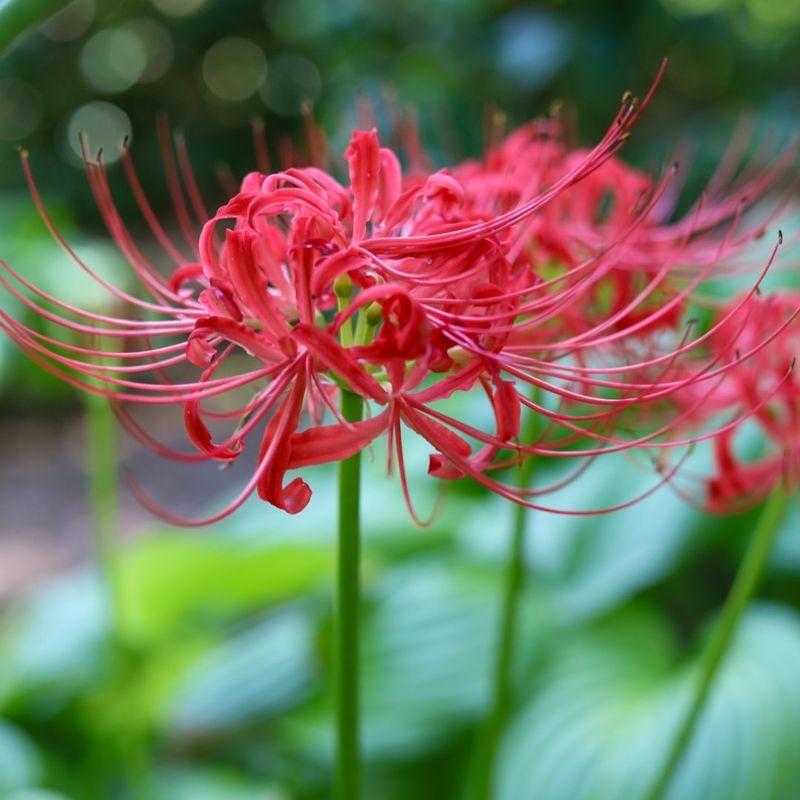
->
0, 0, 72, 54
646, 485, 788, 800
335, 389, 364, 800
472, 404, 540, 800
85, 393, 152, 798
85, 392, 123, 632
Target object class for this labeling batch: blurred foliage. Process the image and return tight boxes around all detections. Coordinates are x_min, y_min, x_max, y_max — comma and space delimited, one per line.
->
2, 0, 800, 217
1, 432, 799, 798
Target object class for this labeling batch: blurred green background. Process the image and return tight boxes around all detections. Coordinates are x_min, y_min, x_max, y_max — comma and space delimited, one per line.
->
1, 1, 800, 799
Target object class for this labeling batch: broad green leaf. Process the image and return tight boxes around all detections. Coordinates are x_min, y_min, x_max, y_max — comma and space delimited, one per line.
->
0, 571, 109, 709
117, 534, 333, 644
152, 765, 286, 800
5, 792, 72, 800
361, 562, 505, 751
0, 721, 42, 792
162, 607, 318, 736
497, 603, 800, 800
771, 497, 800, 572
286, 560, 546, 761
460, 452, 703, 621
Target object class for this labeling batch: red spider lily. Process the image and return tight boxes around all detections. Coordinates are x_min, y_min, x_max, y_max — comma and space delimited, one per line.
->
678, 291, 800, 513
0, 64, 792, 524
453, 114, 793, 341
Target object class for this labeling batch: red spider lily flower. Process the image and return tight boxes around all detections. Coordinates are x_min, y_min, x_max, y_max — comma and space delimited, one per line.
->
678, 290, 800, 513
453, 114, 793, 342
0, 64, 791, 524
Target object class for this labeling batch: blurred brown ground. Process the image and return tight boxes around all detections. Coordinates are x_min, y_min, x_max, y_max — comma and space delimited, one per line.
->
0, 408, 259, 601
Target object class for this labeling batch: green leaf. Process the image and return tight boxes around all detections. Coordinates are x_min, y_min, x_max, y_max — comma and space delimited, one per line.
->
4, 792, 72, 800
152, 765, 286, 800
497, 603, 800, 800
0, 571, 109, 709
771, 497, 800, 572
460, 452, 702, 621
162, 607, 318, 737
117, 534, 333, 644
286, 561, 546, 761
0, 721, 42, 792
360, 562, 502, 753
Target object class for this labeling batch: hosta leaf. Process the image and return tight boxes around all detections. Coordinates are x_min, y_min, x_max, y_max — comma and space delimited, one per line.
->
152, 765, 286, 800
361, 561, 501, 755
771, 498, 800, 572
162, 607, 318, 737
461, 452, 703, 621
0, 571, 109, 709
498, 603, 800, 800
117, 534, 333, 644
286, 560, 545, 761
4, 792, 72, 800
0, 721, 42, 792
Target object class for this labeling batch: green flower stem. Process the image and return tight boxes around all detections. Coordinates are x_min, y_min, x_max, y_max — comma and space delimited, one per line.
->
0, 0, 72, 54
85, 392, 123, 631
335, 389, 364, 800
85, 392, 155, 797
472, 404, 540, 800
646, 485, 789, 800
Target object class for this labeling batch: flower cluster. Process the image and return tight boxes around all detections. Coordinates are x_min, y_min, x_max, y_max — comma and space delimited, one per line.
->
0, 71, 792, 524
680, 291, 799, 512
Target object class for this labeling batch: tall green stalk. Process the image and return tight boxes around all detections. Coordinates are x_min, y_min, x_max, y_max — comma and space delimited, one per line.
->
0, 0, 72, 54
472, 403, 540, 800
85, 392, 122, 630
645, 485, 788, 800
85, 392, 152, 797
335, 389, 364, 800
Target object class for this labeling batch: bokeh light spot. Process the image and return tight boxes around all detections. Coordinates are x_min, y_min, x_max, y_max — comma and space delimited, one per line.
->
0, 80, 43, 141
64, 102, 132, 166
151, 0, 209, 17
124, 19, 175, 83
202, 37, 267, 102
259, 53, 321, 116
495, 9, 571, 91
80, 27, 148, 94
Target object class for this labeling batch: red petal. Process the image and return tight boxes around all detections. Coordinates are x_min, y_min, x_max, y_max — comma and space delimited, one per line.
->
183, 399, 240, 461
292, 323, 388, 403
256, 373, 310, 513
288, 410, 390, 468
345, 128, 381, 243
493, 378, 521, 440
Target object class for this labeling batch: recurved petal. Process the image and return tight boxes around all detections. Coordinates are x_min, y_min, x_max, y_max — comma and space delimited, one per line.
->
287, 409, 391, 468
345, 128, 381, 243
292, 323, 388, 403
